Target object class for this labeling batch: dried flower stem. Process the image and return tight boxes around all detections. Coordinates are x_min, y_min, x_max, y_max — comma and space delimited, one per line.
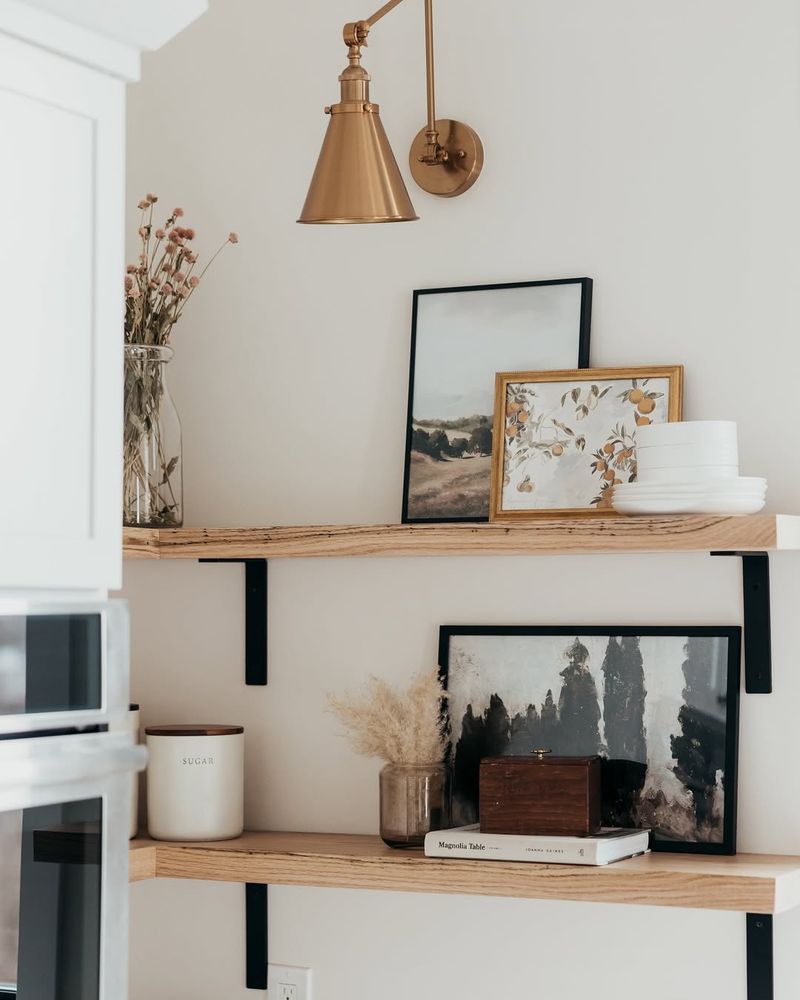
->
328, 670, 448, 766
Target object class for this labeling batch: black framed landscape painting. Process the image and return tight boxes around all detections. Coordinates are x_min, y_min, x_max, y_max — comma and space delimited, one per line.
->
402, 278, 592, 523
438, 625, 741, 854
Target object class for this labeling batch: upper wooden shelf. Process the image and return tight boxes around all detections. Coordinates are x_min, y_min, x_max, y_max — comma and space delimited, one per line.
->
123, 515, 800, 560
129, 832, 800, 914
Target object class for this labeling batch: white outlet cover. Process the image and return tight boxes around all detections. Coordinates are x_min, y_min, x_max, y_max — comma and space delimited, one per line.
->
268, 964, 312, 1000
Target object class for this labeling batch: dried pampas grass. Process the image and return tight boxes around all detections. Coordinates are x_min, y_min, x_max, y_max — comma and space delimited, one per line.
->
328, 669, 447, 765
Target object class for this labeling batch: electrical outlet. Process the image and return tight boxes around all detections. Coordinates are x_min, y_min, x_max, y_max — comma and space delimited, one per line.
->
267, 964, 312, 1000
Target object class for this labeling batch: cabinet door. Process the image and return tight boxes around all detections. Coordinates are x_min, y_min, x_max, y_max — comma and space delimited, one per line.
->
0, 32, 124, 591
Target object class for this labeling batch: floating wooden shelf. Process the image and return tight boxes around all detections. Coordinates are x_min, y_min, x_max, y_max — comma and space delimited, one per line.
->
129, 832, 800, 915
123, 515, 800, 560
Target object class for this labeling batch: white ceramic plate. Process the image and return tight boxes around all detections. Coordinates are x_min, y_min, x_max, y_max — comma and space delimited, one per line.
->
636, 443, 739, 468
615, 497, 766, 509
615, 477, 766, 495
636, 421, 738, 448
614, 495, 766, 506
613, 496, 766, 515
637, 466, 739, 484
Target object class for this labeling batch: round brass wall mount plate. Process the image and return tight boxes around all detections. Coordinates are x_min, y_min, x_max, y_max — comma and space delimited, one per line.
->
409, 119, 484, 198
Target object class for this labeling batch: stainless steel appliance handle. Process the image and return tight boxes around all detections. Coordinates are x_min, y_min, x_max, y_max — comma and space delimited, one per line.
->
0, 733, 147, 797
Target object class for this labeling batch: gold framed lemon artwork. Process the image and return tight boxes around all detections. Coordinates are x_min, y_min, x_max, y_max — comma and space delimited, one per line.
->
489, 366, 684, 520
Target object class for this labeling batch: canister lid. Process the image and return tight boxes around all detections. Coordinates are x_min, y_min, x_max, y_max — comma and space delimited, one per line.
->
145, 724, 244, 736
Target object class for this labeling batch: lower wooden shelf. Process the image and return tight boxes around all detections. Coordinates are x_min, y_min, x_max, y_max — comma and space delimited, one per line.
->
129, 831, 800, 915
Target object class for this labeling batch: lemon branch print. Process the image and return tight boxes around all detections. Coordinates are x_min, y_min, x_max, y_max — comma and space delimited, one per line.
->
503, 384, 587, 493
589, 380, 664, 508
502, 377, 668, 508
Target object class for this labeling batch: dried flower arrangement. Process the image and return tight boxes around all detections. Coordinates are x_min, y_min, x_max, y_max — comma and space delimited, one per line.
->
124, 193, 237, 347
328, 669, 448, 765
122, 193, 237, 527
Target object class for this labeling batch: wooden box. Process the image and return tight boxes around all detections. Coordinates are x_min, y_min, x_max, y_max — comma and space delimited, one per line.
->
479, 754, 602, 837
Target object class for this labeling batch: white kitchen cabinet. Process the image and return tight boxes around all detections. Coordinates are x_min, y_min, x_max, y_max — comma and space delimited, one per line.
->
0, 0, 205, 592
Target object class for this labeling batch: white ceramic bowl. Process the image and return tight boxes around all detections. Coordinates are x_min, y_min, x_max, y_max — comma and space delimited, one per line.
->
636, 465, 740, 484
635, 421, 738, 449
614, 490, 767, 503
615, 477, 766, 495
615, 490, 767, 502
636, 442, 739, 469
613, 496, 766, 515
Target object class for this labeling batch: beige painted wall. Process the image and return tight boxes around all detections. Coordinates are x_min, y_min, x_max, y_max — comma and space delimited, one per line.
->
124, 1, 800, 996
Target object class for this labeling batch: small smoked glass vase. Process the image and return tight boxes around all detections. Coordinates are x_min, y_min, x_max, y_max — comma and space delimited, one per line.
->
379, 762, 451, 848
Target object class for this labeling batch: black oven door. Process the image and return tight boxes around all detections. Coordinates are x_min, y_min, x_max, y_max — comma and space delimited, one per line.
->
0, 797, 102, 999
0, 733, 145, 1000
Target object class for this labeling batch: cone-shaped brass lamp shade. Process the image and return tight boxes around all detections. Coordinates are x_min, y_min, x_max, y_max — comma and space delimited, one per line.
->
299, 53, 418, 224
298, 103, 418, 224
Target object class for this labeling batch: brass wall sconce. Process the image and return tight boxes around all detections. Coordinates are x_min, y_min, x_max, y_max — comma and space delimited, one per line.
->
298, 0, 483, 224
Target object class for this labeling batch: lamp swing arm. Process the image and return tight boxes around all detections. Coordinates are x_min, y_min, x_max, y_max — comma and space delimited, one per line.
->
343, 0, 447, 164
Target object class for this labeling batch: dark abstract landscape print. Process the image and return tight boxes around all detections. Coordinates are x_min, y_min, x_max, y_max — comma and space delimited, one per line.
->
441, 630, 738, 851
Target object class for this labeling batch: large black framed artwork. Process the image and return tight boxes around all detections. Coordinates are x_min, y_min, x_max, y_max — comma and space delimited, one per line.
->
401, 278, 593, 523
438, 625, 741, 855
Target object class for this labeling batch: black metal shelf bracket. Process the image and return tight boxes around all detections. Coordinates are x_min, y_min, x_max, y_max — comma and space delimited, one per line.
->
199, 559, 268, 685
246, 883, 268, 990
747, 913, 773, 1000
710, 551, 772, 694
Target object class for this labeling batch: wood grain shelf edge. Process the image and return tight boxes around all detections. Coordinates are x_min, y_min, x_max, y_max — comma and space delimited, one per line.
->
129, 833, 800, 914
129, 841, 158, 882
123, 515, 800, 560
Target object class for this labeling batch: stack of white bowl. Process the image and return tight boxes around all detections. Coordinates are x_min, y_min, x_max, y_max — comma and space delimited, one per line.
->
612, 421, 767, 515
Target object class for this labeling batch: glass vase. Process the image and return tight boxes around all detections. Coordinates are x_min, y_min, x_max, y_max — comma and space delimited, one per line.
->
123, 344, 183, 527
379, 762, 451, 849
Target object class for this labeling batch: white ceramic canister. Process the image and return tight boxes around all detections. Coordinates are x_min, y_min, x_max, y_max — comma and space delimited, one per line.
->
145, 724, 244, 841
127, 704, 140, 838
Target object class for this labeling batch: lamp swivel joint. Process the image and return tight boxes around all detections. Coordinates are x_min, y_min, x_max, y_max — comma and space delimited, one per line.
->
343, 20, 370, 50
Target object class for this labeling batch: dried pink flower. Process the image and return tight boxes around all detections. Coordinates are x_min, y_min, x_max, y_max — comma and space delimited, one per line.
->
125, 198, 236, 346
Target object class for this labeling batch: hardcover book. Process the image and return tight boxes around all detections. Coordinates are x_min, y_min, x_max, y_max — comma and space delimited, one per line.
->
424, 825, 651, 866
